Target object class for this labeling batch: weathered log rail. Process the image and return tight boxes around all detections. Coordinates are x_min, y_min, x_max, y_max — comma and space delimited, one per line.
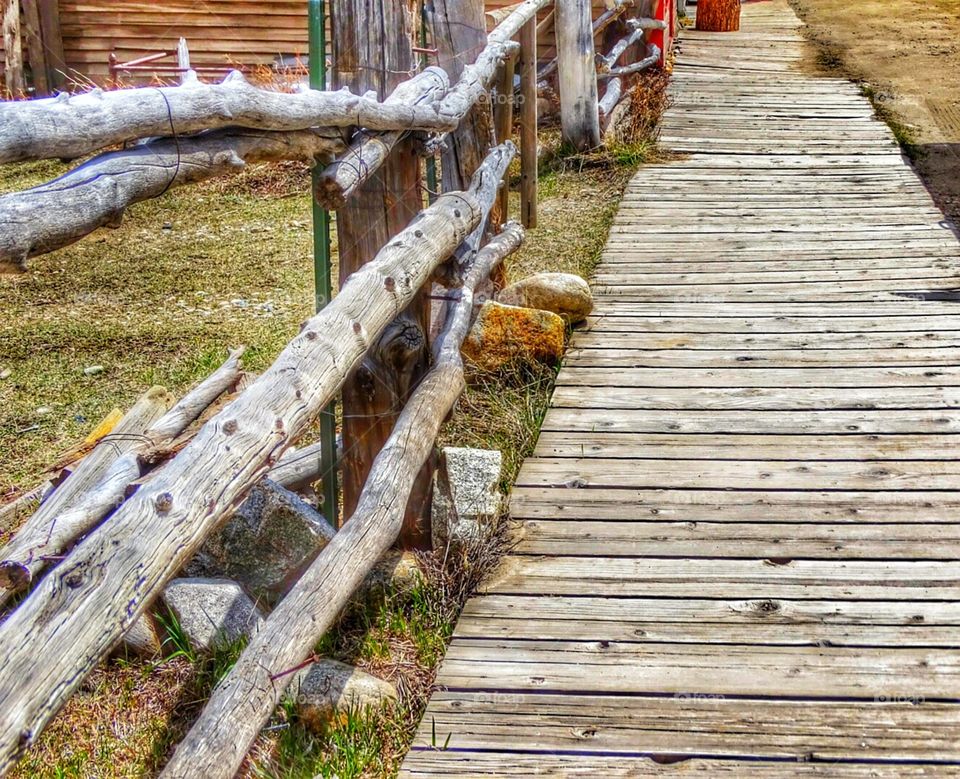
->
0, 0, 674, 775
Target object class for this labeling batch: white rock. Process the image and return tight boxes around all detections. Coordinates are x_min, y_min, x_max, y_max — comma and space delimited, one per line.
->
162, 578, 263, 652
35, 406, 53, 416
291, 659, 397, 732
0, 368, 11, 380
431, 447, 502, 550
119, 613, 164, 657
83, 365, 104, 376
497, 271, 594, 322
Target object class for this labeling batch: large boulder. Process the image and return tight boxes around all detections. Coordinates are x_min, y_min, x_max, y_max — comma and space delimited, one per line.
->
497, 272, 593, 323
185, 479, 335, 603
290, 659, 397, 732
162, 577, 263, 652
431, 447, 503, 550
462, 301, 564, 373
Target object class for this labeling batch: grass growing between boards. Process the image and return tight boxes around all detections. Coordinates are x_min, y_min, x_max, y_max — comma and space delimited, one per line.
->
4, 81, 663, 774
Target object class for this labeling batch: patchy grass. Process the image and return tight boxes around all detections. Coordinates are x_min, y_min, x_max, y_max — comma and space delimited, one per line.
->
4, 97, 660, 775
0, 161, 324, 502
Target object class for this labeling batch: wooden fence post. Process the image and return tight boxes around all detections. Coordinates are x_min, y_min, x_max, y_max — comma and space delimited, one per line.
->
331, 0, 434, 548
431, 0, 496, 192
519, 14, 537, 228
36, 0, 65, 90
556, 0, 601, 150
493, 49, 516, 221
20, 0, 49, 94
3, 0, 25, 96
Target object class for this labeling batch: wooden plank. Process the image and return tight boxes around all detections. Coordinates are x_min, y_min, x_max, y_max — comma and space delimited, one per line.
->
509, 487, 960, 523
434, 638, 960, 698
534, 432, 960, 461
549, 385, 960, 411
412, 692, 960, 759
457, 595, 960, 645
402, 753, 959, 778
543, 408, 960, 434
485, 557, 960, 600
516, 520, 960, 559
563, 348, 960, 368
515, 457, 960, 491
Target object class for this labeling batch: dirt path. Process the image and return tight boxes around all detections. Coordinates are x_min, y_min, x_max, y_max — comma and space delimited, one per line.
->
789, 0, 960, 224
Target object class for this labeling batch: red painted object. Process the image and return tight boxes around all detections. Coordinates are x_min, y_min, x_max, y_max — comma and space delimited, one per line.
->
648, 0, 675, 68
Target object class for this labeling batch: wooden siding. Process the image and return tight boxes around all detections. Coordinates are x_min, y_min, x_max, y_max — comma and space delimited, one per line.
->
2, 0, 636, 87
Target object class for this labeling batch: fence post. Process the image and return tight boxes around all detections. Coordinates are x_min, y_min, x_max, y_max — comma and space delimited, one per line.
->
493, 49, 516, 221
431, 0, 496, 192
331, 0, 434, 547
519, 14, 537, 228
556, 0, 601, 150
2, 0, 25, 95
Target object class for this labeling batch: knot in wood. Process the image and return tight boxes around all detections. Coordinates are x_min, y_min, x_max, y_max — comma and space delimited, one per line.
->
155, 492, 174, 513
223, 419, 239, 435
304, 330, 319, 341
384, 276, 396, 292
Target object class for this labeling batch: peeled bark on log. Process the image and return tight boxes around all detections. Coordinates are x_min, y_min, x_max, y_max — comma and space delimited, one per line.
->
160, 222, 525, 779
696, 0, 741, 32
0, 69, 458, 165
313, 69, 449, 210
0, 183, 484, 775
556, 0, 602, 150
0, 350, 245, 605
598, 77, 623, 124
597, 23, 647, 72
268, 441, 326, 492
0, 127, 346, 272
597, 45, 662, 79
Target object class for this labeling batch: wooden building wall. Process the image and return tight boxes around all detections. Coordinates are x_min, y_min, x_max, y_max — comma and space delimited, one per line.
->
2, 0, 621, 89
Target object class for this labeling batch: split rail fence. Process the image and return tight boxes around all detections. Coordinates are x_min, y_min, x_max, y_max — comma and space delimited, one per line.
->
0, 0, 671, 776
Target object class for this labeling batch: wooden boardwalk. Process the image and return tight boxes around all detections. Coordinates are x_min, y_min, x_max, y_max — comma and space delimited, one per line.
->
402, 2, 960, 775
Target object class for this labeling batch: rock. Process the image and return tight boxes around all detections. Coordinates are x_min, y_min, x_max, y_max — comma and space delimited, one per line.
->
83, 365, 104, 376
461, 301, 564, 373
0, 368, 11, 380
185, 480, 335, 603
363, 550, 424, 595
431, 447, 502, 550
497, 272, 593, 323
162, 578, 263, 652
35, 406, 53, 416
290, 660, 397, 732
119, 613, 164, 657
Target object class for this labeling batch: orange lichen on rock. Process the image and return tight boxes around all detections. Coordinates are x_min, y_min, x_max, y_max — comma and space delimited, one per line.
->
462, 301, 565, 373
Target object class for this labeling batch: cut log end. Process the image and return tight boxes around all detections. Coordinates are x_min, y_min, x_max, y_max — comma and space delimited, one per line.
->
695, 0, 741, 32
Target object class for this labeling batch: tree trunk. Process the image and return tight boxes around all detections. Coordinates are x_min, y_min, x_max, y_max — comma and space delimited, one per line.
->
332, 0, 433, 548
0, 70, 454, 166
556, 0, 601, 150
696, 0, 740, 32
19, 0, 49, 95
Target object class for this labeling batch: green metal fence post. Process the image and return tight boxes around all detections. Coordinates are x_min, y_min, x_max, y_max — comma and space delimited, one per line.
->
309, 0, 339, 526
